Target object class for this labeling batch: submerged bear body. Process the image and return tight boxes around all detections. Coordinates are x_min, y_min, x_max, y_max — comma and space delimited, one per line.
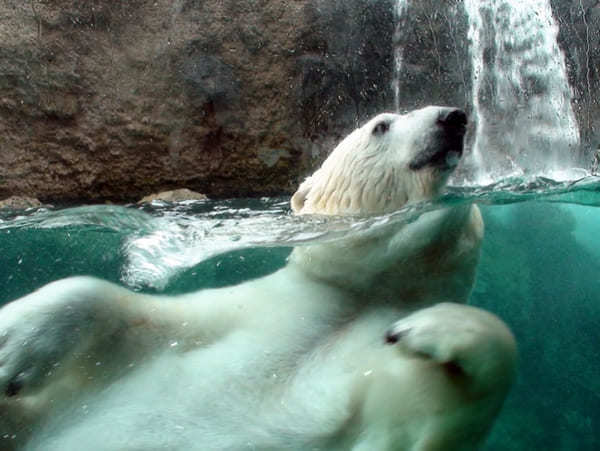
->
0, 106, 515, 450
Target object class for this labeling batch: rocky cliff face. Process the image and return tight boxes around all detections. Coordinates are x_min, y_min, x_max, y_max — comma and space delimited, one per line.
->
0, 0, 395, 203
394, 0, 472, 114
1, 0, 597, 203
551, 0, 600, 155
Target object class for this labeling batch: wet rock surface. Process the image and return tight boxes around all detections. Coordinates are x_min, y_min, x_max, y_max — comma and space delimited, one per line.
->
551, 0, 600, 157
0, 0, 395, 203
138, 188, 207, 204
1, 0, 598, 204
0, 196, 43, 210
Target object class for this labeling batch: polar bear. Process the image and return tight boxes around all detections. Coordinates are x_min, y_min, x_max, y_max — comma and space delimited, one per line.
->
0, 106, 515, 451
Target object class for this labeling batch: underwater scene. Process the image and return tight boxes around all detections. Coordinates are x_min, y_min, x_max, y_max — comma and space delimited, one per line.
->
2, 0, 600, 449
1, 175, 599, 450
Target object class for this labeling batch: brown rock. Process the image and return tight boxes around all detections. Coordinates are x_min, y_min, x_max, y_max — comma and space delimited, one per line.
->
0, 0, 395, 204
551, 0, 600, 155
0, 195, 42, 209
138, 188, 208, 204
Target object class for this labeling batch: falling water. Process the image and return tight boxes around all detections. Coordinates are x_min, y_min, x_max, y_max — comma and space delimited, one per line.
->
393, 0, 581, 182
393, 0, 409, 113
464, 0, 580, 181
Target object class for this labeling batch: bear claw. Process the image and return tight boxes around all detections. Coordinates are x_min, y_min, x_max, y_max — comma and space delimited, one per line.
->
384, 327, 411, 345
5, 377, 24, 397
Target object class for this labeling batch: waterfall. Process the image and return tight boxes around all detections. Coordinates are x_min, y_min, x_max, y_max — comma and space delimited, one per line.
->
393, 0, 409, 113
464, 0, 580, 180
393, 0, 581, 182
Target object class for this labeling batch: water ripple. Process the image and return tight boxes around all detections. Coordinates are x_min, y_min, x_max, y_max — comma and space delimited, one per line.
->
2, 175, 599, 289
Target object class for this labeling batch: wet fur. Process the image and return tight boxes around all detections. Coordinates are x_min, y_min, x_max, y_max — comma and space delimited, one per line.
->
0, 107, 515, 451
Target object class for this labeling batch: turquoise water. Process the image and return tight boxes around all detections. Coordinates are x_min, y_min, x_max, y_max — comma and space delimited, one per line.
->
1, 176, 599, 449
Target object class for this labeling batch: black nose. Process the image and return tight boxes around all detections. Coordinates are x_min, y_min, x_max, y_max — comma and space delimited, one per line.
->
437, 109, 468, 132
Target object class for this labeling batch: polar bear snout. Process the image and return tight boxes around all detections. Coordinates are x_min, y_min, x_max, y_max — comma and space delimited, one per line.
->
437, 108, 467, 134
409, 107, 468, 171
438, 108, 467, 168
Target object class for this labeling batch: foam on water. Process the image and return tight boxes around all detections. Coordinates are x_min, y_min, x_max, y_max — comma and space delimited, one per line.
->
103, 176, 600, 289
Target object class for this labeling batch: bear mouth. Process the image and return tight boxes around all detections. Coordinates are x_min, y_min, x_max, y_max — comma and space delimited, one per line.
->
409, 109, 467, 172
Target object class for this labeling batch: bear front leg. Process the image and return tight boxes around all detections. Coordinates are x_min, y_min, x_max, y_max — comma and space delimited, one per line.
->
352, 304, 517, 451
0, 276, 166, 447
384, 302, 517, 396
0, 277, 146, 402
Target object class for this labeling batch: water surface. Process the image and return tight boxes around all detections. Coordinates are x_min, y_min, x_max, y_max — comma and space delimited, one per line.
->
1, 175, 599, 450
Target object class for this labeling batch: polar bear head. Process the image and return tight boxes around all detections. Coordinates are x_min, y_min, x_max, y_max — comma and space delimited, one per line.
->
289, 106, 480, 301
292, 106, 467, 215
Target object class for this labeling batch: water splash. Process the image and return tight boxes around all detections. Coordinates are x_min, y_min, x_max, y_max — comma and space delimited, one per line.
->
120, 199, 409, 290
464, 0, 580, 181
4, 177, 599, 290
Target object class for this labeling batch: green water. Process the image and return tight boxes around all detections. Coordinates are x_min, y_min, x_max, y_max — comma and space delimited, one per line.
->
1, 176, 599, 449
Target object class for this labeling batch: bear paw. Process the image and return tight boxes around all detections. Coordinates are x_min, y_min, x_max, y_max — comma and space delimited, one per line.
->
0, 278, 100, 398
384, 303, 517, 385
384, 319, 459, 367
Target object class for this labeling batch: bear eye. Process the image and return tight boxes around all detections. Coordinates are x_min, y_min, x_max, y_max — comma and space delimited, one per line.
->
372, 121, 390, 136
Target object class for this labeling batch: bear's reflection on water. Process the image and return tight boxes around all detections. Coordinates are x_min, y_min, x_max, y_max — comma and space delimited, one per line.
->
0, 106, 515, 451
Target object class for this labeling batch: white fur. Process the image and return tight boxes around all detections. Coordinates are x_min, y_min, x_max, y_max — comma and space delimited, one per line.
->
0, 106, 514, 451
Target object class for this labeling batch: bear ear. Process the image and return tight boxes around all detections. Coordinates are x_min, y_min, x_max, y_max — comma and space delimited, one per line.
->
291, 177, 313, 213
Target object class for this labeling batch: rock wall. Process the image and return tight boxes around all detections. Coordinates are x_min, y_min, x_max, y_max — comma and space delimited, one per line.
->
551, 0, 600, 159
1, 0, 597, 204
394, 0, 471, 114
0, 0, 395, 203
